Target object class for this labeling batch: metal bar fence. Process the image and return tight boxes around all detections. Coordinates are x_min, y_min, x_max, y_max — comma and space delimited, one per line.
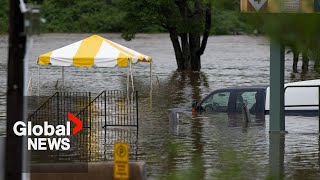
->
75, 90, 138, 162
27, 92, 91, 162
1, 90, 139, 163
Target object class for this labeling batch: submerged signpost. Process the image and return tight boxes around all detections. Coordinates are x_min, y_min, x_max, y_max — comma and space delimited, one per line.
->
114, 142, 129, 179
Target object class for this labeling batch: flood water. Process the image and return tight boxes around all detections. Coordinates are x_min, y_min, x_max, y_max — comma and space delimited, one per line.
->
0, 34, 320, 179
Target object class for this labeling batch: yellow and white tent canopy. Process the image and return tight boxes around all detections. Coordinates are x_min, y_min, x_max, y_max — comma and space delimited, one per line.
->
38, 35, 152, 67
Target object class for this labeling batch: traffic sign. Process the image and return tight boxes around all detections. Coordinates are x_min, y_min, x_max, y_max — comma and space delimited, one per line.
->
114, 142, 129, 179
249, 0, 268, 11
241, 0, 317, 13
241, 0, 269, 12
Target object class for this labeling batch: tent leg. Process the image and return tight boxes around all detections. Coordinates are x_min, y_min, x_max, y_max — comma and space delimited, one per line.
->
127, 59, 130, 103
129, 60, 134, 105
129, 60, 134, 92
38, 65, 40, 96
150, 61, 153, 106
150, 61, 152, 91
62, 66, 64, 91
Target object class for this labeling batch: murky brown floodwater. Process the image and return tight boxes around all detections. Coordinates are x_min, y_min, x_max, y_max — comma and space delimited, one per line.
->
0, 34, 320, 179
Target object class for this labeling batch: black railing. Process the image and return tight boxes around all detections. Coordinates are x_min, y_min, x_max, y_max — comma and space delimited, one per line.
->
0, 94, 7, 122
21, 90, 138, 162
76, 90, 138, 161
27, 92, 91, 163
284, 85, 320, 131
27, 92, 91, 124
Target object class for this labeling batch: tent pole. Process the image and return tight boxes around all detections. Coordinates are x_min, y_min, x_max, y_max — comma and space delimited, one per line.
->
127, 59, 130, 103
38, 65, 40, 96
150, 61, 152, 106
129, 59, 134, 105
129, 59, 134, 92
150, 61, 152, 91
62, 66, 64, 91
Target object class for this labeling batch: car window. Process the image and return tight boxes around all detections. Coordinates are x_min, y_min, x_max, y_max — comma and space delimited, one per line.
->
235, 91, 257, 112
202, 91, 230, 112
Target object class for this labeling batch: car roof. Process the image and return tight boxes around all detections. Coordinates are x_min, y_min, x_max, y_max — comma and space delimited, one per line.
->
215, 86, 268, 91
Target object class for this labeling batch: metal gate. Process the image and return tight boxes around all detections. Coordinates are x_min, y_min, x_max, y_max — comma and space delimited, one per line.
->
76, 90, 138, 161
27, 91, 138, 163
27, 92, 91, 162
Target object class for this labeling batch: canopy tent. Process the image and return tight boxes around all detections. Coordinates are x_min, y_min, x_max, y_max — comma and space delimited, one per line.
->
37, 35, 152, 96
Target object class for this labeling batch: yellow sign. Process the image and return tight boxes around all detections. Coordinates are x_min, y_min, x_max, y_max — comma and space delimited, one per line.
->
114, 142, 129, 179
240, 0, 316, 13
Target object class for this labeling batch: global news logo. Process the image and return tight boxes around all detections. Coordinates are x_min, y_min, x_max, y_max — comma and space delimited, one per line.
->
12, 112, 83, 151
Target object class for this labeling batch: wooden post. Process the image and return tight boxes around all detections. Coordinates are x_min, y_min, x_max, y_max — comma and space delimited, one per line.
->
5, 0, 28, 180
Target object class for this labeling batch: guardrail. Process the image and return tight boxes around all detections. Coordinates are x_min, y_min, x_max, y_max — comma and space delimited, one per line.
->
284, 85, 320, 131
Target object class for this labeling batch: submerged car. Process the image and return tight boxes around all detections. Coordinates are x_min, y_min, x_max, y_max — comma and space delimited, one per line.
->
194, 79, 320, 116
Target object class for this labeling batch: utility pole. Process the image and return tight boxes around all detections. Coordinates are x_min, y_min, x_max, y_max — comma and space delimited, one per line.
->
5, 0, 27, 179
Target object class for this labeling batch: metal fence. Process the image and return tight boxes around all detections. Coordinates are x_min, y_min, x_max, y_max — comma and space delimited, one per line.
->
26, 91, 138, 162
76, 90, 138, 161
27, 92, 92, 163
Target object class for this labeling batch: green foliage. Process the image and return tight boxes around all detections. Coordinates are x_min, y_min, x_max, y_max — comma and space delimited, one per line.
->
212, 10, 254, 35
245, 13, 320, 62
118, 0, 164, 39
212, 0, 255, 35
0, 0, 253, 34
160, 141, 205, 180
0, 0, 9, 33
41, 0, 125, 32
214, 147, 257, 180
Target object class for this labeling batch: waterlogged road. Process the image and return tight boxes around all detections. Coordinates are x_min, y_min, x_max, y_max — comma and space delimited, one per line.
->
0, 34, 320, 179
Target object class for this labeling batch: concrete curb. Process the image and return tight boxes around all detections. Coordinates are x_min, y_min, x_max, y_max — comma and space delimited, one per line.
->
31, 161, 146, 180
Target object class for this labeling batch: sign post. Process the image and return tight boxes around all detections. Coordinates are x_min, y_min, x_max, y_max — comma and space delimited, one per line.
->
114, 142, 129, 179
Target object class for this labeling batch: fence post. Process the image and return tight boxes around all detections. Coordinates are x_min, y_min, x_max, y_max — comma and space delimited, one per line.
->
57, 92, 59, 124
136, 91, 139, 130
318, 86, 320, 132
89, 92, 91, 128
104, 91, 107, 127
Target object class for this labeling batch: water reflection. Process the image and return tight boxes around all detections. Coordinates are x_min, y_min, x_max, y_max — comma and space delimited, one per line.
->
269, 133, 285, 180
163, 71, 209, 105
190, 115, 205, 180
195, 112, 266, 131
290, 70, 320, 82
281, 132, 320, 179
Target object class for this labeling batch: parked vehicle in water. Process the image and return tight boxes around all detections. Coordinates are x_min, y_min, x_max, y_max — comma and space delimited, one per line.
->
194, 80, 320, 116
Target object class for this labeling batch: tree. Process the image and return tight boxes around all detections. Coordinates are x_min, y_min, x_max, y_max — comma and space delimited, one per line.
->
0, 0, 9, 33
41, 0, 124, 32
120, 0, 212, 71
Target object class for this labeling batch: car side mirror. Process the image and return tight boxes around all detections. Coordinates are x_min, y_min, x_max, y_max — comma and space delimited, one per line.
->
192, 101, 198, 112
